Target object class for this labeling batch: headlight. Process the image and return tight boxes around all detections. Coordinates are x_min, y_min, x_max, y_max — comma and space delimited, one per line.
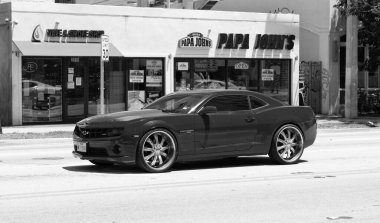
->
101, 128, 124, 137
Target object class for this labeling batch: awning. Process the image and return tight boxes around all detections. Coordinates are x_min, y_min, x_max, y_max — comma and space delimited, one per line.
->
13, 41, 123, 57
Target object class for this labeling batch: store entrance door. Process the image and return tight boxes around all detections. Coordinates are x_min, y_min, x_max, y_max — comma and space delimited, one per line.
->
63, 58, 87, 123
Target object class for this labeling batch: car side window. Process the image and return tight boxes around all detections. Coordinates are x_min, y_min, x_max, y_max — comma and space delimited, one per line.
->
249, 96, 267, 109
204, 95, 249, 112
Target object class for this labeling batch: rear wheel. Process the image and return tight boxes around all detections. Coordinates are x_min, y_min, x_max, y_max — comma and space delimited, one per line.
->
89, 160, 114, 166
269, 124, 304, 164
136, 128, 177, 173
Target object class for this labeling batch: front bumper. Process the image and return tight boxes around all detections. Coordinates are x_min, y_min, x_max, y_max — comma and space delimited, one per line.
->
72, 137, 136, 164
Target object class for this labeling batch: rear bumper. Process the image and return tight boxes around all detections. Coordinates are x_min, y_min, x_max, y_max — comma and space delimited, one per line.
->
303, 121, 317, 148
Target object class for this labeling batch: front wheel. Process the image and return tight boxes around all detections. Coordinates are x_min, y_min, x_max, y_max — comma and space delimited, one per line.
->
136, 128, 177, 173
269, 124, 304, 164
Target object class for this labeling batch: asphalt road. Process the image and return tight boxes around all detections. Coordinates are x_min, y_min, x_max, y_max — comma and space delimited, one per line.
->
1, 128, 380, 223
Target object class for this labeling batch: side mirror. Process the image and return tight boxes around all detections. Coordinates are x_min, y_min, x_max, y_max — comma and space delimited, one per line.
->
198, 106, 217, 115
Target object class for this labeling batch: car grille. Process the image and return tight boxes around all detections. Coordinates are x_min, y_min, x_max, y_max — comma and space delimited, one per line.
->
74, 126, 122, 139
76, 147, 108, 157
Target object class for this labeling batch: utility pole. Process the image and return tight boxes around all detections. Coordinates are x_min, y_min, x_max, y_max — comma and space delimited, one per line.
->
345, 0, 359, 118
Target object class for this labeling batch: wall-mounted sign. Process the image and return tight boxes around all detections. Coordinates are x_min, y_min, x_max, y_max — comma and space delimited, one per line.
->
22, 62, 38, 73
32, 25, 43, 42
262, 69, 275, 81
178, 32, 212, 48
177, 62, 189, 71
31, 24, 105, 43
129, 70, 144, 83
217, 33, 249, 49
234, 62, 249, 70
254, 34, 295, 50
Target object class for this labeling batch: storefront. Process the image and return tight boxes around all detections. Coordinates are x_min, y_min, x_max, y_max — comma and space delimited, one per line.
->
0, 2, 299, 126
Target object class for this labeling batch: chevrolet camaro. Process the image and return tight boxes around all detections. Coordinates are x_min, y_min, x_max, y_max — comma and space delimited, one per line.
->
73, 90, 317, 173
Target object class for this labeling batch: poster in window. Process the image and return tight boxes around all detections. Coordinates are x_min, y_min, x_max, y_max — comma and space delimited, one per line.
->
67, 81, 75, 89
68, 74, 74, 82
261, 69, 274, 81
128, 91, 145, 111
146, 91, 161, 104
129, 70, 144, 83
177, 62, 189, 71
76, 77, 82, 86
146, 60, 162, 70
146, 60, 163, 87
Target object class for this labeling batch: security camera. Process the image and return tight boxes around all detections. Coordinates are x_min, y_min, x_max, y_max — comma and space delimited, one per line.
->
4, 17, 10, 23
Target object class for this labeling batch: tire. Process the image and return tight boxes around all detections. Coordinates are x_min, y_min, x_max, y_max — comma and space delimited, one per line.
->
269, 124, 304, 164
89, 160, 114, 166
136, 128, 177, 173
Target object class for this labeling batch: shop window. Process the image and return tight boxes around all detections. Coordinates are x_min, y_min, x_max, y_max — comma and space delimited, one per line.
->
227, 59, 258, 91
22, 58, 62, 123
127, 58, 164, 111
175, 61, 192, 91
193, 59, 226, 90
259, 60, 290, 104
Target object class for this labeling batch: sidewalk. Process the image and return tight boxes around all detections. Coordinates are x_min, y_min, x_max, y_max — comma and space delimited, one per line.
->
315, 114, 380, 129
0, 115, 379, 136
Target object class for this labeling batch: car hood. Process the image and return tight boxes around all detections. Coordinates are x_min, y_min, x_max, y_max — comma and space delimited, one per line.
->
77, 109, 169, 125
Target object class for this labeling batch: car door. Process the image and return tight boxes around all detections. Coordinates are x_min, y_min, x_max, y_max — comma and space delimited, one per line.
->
194, 94, 257, 154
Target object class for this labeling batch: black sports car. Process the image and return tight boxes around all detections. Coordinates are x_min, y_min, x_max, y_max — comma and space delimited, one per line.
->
73, 90, 317, 173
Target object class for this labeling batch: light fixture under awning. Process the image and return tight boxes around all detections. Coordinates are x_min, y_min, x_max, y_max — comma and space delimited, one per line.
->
13, 41, 123, 57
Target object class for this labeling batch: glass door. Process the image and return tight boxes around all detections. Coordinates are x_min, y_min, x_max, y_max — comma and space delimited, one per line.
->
63, 57, 86, 123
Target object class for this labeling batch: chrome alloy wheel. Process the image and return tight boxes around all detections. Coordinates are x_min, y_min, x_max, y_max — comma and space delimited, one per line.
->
275, 125, 304, 162
269, 124, 304, 164
141, 130, 176, 171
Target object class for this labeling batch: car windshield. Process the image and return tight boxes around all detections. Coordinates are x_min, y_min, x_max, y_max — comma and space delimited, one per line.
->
144, 93, 205, 113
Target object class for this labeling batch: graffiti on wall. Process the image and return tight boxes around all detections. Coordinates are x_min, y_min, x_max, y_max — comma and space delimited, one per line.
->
321, 68, 330, 100
299, 61, 322, 113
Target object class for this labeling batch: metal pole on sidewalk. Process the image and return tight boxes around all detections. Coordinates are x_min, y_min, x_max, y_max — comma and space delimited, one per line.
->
100, 60, 105, 115
100, 35, 109, 115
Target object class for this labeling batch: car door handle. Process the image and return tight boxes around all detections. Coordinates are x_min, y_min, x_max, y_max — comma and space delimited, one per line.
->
245, 116, 255, 123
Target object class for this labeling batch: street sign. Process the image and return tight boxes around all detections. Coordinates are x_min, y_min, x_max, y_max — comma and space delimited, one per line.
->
101, 35, 109, 62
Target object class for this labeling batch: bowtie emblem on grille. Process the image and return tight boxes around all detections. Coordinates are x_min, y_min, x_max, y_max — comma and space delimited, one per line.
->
81, 129, 89, 136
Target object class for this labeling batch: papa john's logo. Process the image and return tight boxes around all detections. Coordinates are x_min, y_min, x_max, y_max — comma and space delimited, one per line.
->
178, 32, 212, 48
32, 25, 44, 42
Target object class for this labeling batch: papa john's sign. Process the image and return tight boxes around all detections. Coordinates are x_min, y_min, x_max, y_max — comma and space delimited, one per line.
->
178, 32, 212, 48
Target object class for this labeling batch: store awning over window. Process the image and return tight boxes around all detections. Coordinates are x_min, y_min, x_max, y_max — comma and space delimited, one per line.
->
13, 41, 123, 57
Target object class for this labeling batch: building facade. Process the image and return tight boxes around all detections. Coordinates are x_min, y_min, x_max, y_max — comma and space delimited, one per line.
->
213, 0, 380, 116
0, 2, 299, 126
